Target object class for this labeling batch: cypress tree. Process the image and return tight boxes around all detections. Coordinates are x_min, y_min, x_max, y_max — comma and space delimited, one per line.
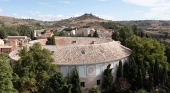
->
61, 84, 72, 93
103, 64, 113, 91
71, 68, 82, 93
123, 62, 129, 78
138, 60, 145, 80
136, 69, 143, 89
148, 73, 154, 91
47, 72, 65, 93
154, 59, 159, 86
128, 57, 138, 89
52, 36, 56, 45
160, 67, 168, 85
117, 61, 123, 79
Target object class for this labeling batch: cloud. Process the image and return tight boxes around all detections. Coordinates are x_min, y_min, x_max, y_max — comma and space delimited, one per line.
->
29, 11, 41, 16
73, 12, 85, 17
2, 0, 10, 1
38, 14, 67, 21
95, 14, 115, 20
122, 0, 170, 20
0, 8, 3, 12
28, 11, 68, 21
57, 1, 75, 4
39, 2, 48, 5
9, 13, 32, 19
122, 0, 169, 7
100, 0, 111, 1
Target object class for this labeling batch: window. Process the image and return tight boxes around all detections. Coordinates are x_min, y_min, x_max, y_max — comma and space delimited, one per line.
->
81, 50, 85, 54
96, 64, 102, 76
60, 67, 68, 77
72, 41, 76, 43
97, 80, 100, 85
79, 66, 86, 77
100, 49, 104, 53
80, 82, 85, 87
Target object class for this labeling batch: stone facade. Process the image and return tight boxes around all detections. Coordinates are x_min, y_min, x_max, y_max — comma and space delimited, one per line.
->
58, 57, 129, 89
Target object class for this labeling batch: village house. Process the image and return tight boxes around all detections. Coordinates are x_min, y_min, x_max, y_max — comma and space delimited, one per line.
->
5, 36, 29, 47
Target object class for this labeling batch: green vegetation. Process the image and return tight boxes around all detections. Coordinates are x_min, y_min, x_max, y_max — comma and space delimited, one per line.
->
103, 64, 113, 92
0, 25, 33, 39
126, 35, 168, 69
13, 43, 57, 93
116, 61, 123, 78
47, 72, 65, 93
89, 86, 100, 93
93, 30, 99, 38
0, 53, 18, 93
46, 36, 56, 45
71, 68, 82, 93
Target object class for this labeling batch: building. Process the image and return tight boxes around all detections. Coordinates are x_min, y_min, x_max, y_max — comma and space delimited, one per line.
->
75, 28, 95, 36
6, 36, 29, 47
0, 46, 13, 54
9, 37, 131, 90
0, 39, 4, 45
37, 29, 54, 39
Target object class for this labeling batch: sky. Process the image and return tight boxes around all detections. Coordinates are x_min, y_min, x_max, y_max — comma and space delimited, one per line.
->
0, 0, 170, 21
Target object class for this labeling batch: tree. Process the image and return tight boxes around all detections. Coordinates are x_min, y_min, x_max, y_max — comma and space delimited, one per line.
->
46, 36, 56, 45
126, 35, 168, 69
47, 72, 65, 93
0, 53, 18, 93
103, 64, 113, 91
132, 25, 138, 36
71, 68, 82, 93
14, 43, 57, 93
160, 67, 168, 85
17, 25, 32, 37
123, 62, 129, 78
88, 34, 91, 37
153, 59, 159, 86
89, 86, 100, 93
111, 31, 119, 41
136, 69, 143, 89
128, 57, 138, 89
61, 84, 72, 93
113, 77, 131, 93
117, 61, 123, 79
165, 46, 170, 63
93, 31, 99, 38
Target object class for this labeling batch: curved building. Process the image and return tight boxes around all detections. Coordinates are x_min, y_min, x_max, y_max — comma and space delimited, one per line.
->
9, 37, 132, 89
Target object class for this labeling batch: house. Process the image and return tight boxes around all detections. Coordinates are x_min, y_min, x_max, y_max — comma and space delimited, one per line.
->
37, 29, 54, 39
74, 28, 95, 36
0, 46, 13, 54
6, 36, 29, 47
0, 39, 4, 45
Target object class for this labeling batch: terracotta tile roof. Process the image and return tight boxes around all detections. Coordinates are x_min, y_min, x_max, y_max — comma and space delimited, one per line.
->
9, 37, 132, 65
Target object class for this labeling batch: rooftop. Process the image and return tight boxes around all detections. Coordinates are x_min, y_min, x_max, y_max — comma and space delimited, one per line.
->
9, 37, 132, 65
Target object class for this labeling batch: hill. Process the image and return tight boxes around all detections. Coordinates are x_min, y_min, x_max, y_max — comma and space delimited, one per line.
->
1, 13, 170, 42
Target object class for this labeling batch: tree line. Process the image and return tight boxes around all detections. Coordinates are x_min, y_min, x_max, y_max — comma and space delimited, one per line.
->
0, 24, 33, 39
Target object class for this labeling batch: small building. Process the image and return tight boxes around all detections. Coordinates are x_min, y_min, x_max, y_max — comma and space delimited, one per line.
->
0, 46, 13, 54
37, 29, 54, 39
0, 39, 4, 45
5, 36, 29, 47
75, 28, 95, 36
